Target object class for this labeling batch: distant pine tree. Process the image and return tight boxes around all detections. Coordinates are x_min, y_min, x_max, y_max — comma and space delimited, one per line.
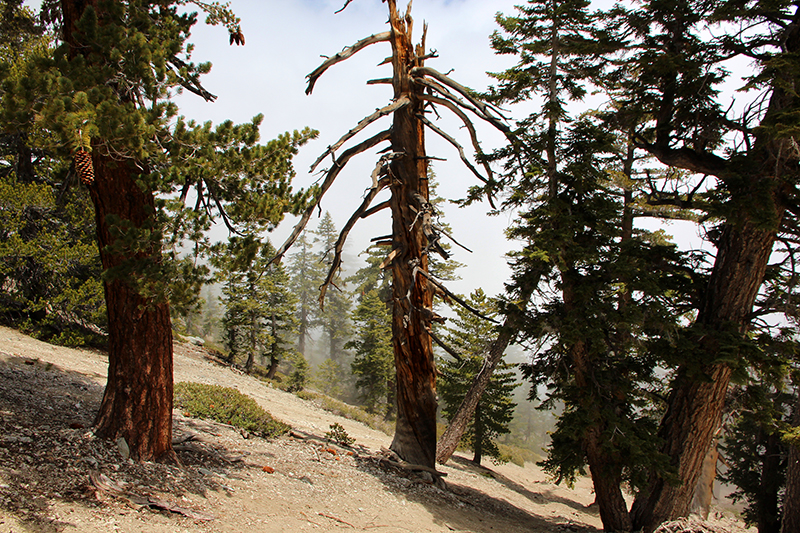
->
347, 288, 395, 418
438, 289, 517, 465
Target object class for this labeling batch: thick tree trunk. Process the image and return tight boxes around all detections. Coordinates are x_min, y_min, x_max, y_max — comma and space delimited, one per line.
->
781, 394, 800, 533
62, 0, 175, 463
570, 331, 632, 533
89, 154, 175, 463
755, 431, 782, 533
385, 0, 438, 469
585, 427, 633, 533
631, 222, 777, 532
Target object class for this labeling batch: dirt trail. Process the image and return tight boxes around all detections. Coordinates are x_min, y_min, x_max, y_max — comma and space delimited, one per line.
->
0, 326, 751, 533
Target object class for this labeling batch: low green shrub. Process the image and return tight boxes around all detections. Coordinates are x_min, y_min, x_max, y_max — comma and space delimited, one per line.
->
174, 382, 289, 438
325, 423, 355, 447
496, 443, 542, 467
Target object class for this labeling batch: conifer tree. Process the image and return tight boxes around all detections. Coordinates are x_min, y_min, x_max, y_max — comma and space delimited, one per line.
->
314, 212, 352, 366
2, 0, 315, 460
438, 289, 517, 465
273, 0, 512, 468
287, 231, 325, 357
213, 237, 299, 378
347, 288, 395, 418
0, 1, 104, 342
487, 2, 695, 529
594, 3, 800, 528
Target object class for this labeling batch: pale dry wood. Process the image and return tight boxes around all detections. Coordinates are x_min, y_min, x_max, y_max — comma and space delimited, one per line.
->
271, 130, 391, 265
418, 114, 488, 184
319, 177, 391, 307
306, 31, 391, 95
411, 66, 510, 126
379, 247, 401, 270
310, 97, 410, 173
370, 151, 404, 188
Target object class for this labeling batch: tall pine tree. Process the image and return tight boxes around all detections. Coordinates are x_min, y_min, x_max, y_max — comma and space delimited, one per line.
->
2, 0, 315, 460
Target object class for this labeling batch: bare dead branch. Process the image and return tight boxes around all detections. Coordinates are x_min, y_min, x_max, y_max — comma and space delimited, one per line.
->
415, 268, 499, 324
410, 66, 510, 125
418, 114, 488, 184
271, 130, 391, 265
433, 223, 473, 253
420, 95, 499, 209
427, 326, 462, 361
319, 177, 390, 308
415, 76, 483, 121
367, 78, 393, 85
306, 31, 391, 95
361, 199, 391, 219
379, 247, 400, 269
169, 56, 217, 102
334, 0, 354, 14
310, 96, 410, 173
370, 151, 404, 188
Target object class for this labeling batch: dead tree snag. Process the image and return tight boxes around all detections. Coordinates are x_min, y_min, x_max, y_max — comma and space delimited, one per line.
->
273, 0, 512, 469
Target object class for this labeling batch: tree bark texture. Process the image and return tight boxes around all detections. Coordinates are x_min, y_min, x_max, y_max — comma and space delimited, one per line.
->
632, 12, 800, 530
781, 395, 800, 533
585, 427, 633, 533
385, 0, 438, 469
88, 153, 175, 462
631, 222, 778, 532
63, 0, 175, 462
570, 327, 632, 533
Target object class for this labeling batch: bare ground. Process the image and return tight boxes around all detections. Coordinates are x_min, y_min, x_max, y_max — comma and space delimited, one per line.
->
0, 326, 753, 533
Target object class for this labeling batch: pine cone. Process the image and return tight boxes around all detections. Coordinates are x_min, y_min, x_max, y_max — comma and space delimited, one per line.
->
74, 149, 94, 185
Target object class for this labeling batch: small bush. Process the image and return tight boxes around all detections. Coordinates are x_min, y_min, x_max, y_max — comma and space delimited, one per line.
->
174, 382, 289, 438
325, 423, 355, 447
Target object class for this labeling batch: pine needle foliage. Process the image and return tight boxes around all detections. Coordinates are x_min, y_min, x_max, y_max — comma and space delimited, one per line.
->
438, 289, 518, 465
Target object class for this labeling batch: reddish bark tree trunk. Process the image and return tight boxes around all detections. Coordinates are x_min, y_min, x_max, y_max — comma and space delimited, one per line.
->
89, 154, 175, 462
63, 0, 175, 462
585, 427, 633, 532
570, 330, 632, 533
631, 222, 778, 532
385, 0, 438, 469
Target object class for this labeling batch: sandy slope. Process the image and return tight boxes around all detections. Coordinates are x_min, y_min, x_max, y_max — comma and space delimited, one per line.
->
0, 326, 751, 533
